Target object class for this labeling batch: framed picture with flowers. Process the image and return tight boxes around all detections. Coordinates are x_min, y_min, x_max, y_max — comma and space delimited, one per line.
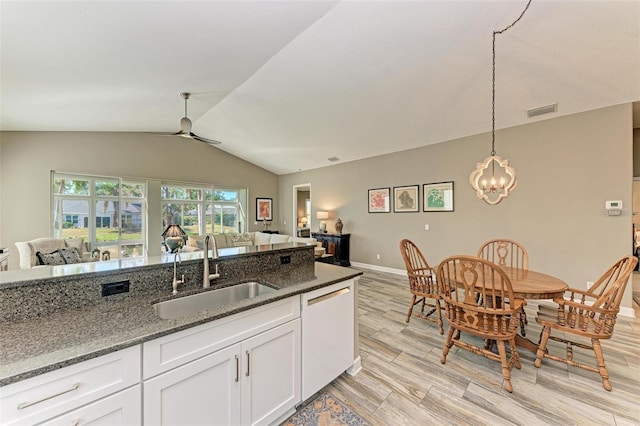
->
368, 187, 390, 213
423, 181, 454, 212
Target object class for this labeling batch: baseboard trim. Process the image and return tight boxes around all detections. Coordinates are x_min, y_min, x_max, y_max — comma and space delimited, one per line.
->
619, 306, 635, 318
350, 261, 405, 276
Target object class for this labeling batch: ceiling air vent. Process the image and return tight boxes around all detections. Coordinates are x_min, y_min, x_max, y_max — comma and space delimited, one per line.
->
527, 103, 557, 118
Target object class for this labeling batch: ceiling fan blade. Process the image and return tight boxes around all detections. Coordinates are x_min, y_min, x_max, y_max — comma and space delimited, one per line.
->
146, 130, 186, 136
190, 132, 222, 145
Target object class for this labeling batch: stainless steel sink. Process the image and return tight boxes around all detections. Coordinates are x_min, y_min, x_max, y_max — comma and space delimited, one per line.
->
154, 281, 277, 320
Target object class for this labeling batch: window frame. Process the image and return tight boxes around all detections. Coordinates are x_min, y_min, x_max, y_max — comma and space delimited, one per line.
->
161, 182, 248, 235
51, 172, 147, 259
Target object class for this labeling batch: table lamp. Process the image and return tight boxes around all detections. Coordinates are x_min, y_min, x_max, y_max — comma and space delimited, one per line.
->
162, 224, 186, 253
316, 211, 329, 233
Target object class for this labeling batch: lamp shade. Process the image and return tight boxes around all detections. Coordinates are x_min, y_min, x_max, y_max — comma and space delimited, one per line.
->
316, 211, 329, 220
162, 224, 186, 238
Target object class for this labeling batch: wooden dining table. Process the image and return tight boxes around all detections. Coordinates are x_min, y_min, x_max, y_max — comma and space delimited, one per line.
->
498, 266, 569, 352
500, 266, 568, 299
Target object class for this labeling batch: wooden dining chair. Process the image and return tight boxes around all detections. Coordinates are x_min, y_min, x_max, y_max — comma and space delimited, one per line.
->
399, 239, 443, 334
534, 255, 637, 391
478, 238, 529, 336
477, 238, 529, 270
437, 255, 525, 393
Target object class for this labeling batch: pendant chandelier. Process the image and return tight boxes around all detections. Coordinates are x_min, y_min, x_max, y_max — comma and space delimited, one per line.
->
470, 0, 531, 205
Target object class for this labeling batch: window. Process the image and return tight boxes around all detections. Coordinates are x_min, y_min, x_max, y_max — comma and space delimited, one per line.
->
161, 184, 247, 235
52, 173, 147, 259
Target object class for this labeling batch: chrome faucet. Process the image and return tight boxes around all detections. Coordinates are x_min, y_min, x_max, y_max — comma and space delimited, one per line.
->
172, 252, 185, 295
203, 234, 220, 288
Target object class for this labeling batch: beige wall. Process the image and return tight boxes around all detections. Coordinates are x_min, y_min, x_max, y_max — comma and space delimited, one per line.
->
0, 131, 278, 269
0, 105, 635, 310
279, 104, 635, 310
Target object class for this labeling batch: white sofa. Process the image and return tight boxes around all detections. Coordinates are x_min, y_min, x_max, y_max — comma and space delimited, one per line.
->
184, 231, 325, 256
15, 237, 94, 269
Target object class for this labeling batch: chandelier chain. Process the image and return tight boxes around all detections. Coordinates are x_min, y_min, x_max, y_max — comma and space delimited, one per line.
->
491, 0, 532, 157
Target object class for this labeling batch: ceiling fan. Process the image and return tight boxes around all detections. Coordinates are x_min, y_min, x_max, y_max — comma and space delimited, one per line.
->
154, 92, 222, 145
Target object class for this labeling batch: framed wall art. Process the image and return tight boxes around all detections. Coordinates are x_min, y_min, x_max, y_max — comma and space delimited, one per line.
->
368, 187, 390, 213
423, 181, 454, 212
256, 197, 273, 221
393, 185, 419, 213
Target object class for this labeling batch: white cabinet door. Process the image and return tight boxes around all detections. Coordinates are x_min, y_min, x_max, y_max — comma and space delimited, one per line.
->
38, 385, 141, 426
143, 345, 241, 426
241, 319, 301, 426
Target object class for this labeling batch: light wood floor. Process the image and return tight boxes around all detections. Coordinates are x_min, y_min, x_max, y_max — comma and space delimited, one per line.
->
320, 268, 640, 426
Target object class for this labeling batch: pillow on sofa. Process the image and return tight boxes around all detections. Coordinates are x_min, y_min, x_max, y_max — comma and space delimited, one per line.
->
292, 237, 317, 245
187, 235, 205, 249
254, 232, 272, 245
58, 247, 83, 264
270, 233, 291, 244
230, 233, 253, 246
213, 234, 228, 249
65, 238, 86, 258
16, 238, 69, 269
36, 250, 66, 266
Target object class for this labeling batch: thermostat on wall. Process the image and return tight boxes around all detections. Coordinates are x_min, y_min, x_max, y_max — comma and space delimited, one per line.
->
605, 200, 623, 210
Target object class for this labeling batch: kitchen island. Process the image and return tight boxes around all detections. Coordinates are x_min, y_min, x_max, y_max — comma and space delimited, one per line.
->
0, 243, 362, 425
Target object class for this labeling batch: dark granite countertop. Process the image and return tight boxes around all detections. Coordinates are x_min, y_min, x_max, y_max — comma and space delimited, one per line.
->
0, 263, 362, 386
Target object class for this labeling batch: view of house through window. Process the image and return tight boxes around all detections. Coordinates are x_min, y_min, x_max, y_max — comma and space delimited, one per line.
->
52, 173, 147, 259
161, 184, 247, 236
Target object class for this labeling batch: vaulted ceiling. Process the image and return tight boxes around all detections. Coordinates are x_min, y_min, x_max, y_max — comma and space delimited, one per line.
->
1, 1, 639, 175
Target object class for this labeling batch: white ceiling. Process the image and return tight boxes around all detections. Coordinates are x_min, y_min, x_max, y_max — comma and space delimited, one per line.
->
1, 1, 639, 175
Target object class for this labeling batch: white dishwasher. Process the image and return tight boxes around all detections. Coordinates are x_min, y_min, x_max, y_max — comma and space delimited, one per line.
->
301, 279, 355, 401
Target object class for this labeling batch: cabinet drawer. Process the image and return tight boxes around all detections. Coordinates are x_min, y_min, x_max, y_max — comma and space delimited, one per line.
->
39, 385, 141, 426
0, 346, 140, 426
143, 296, 299, 379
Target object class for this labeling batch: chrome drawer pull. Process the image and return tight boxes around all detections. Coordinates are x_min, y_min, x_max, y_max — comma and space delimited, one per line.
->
235, 355, 240, 383
307, 287, 350, 306
17, 383, 80, 410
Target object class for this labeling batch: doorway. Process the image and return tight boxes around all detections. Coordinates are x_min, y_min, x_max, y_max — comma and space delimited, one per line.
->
292, 183, 311, 237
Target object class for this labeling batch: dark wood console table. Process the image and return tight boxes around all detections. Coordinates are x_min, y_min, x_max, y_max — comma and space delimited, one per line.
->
312, 233, 350, 267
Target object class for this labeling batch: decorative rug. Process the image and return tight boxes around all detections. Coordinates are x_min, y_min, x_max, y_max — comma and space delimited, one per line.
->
280, 391, 370, 426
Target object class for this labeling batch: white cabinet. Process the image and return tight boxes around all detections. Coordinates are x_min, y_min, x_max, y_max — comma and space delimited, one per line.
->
0, 346, 141, 426
142, 297, 301, 426
2, 278, 358, 426
143, 345, 241, 426
241, 320, 300, 426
